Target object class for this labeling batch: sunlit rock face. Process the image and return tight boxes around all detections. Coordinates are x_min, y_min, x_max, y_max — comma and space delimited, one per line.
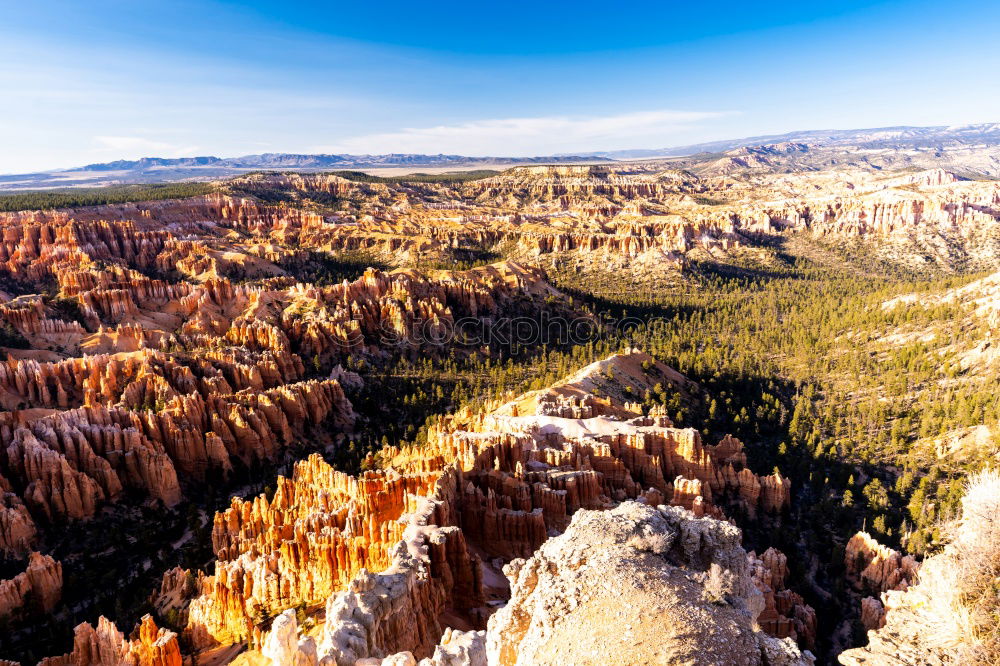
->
0, 186, 552, 559
130, 351, 812, 665
219, 166, 1000, 273
0, 185, 580, 665
0, 374, 351, 529
838, 470, 1000, 665
841, 531, 921, 633
485, 502, 812, 666
845, 531, 920, 596
0, 167, 922, 663
37, 614, 181, 666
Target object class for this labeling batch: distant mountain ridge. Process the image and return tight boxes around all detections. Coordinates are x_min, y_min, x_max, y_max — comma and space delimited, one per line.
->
5, 122, 1000, 191
66, 152, 606, 172
581, 123, 1000, 159
0, 152, 610, 191
67, 156, 226, 171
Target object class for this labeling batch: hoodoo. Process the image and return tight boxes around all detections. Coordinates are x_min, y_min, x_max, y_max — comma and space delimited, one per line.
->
2, 118, 1000, 666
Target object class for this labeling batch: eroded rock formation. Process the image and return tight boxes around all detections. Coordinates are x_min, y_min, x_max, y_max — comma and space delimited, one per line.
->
145, 352, 812, 665
0, 248, 544, 557
221, 166, 1000, 275
844, 531, 919, 596
0, 376, 351, 529
179, 458, 474, 651
0, 551, 62, 621
484, 501, 813, 665
838, 470, 1000, 665
0, 174, 851, 663
842, 532, 920, 633
38, 614, 181, 666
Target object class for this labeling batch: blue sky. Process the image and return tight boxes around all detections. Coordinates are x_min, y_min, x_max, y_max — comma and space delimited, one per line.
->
1, 0, 999, 173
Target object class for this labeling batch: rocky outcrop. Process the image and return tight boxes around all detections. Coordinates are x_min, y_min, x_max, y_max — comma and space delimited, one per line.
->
843, 532, 920, 633
419, 629, 487, 666
749, 548, 817, 648
859, 596, 887, 631
38, 614, 181, 666
162, 352, 811, 665
0, 551, 62, 620
0, 186, 576, 661
317, 529, 478, 664
0, 169, 869, 665
485, 501, 813, 665
218, 165, 1000, 273
261, 610, 318, 666
0, 490, 36, 555
178, 457, 481, 654
844, 532, 919, 595
0, 377, 351, 534
383, 353, 793, 539
838, 470, 1000, 665
0, 211, 432, 545
0, 195, 551, 561
0, 183, 817, 666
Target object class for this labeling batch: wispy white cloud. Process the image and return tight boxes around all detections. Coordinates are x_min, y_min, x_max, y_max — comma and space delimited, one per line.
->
92, 136, 201, 158
317, 109, 736, 156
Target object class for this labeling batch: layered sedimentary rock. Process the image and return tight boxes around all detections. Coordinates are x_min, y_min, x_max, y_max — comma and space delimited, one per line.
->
0, 490, 36, 555
843, 532, 920, 633
0, 551, 62, 621
38, 614, 181, 666
0, 376, 351, 530
261, 610, 318, 666
749, 548, 817, 648
317, 517, 483, 664
859, 596, 887, 632
382, 353, 794, 547
380, 352, 809, 653
0, 168, 829, 663
844, 531, 919, 595
0, 184, 586, 663
0, 241, 542, 556
164, 453, 482, 657
220, 166, 1000, 274
152, 351, 810, 665
1, 169, 998, 345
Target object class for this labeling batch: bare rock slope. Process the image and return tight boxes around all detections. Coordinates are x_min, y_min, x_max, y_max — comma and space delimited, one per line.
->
487, 501, 812, 666
839, 470, 1000, 665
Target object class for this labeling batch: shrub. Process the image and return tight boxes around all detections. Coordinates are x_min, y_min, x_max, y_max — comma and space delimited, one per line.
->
915, 469, 1000, 660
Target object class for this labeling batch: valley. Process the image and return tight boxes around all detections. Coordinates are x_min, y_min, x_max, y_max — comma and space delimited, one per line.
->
0, 160, 998, 665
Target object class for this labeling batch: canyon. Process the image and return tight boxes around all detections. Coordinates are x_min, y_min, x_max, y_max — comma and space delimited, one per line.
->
40, 351, 813, 665
1, 161, 998, 664
219, 165, 1000, 276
